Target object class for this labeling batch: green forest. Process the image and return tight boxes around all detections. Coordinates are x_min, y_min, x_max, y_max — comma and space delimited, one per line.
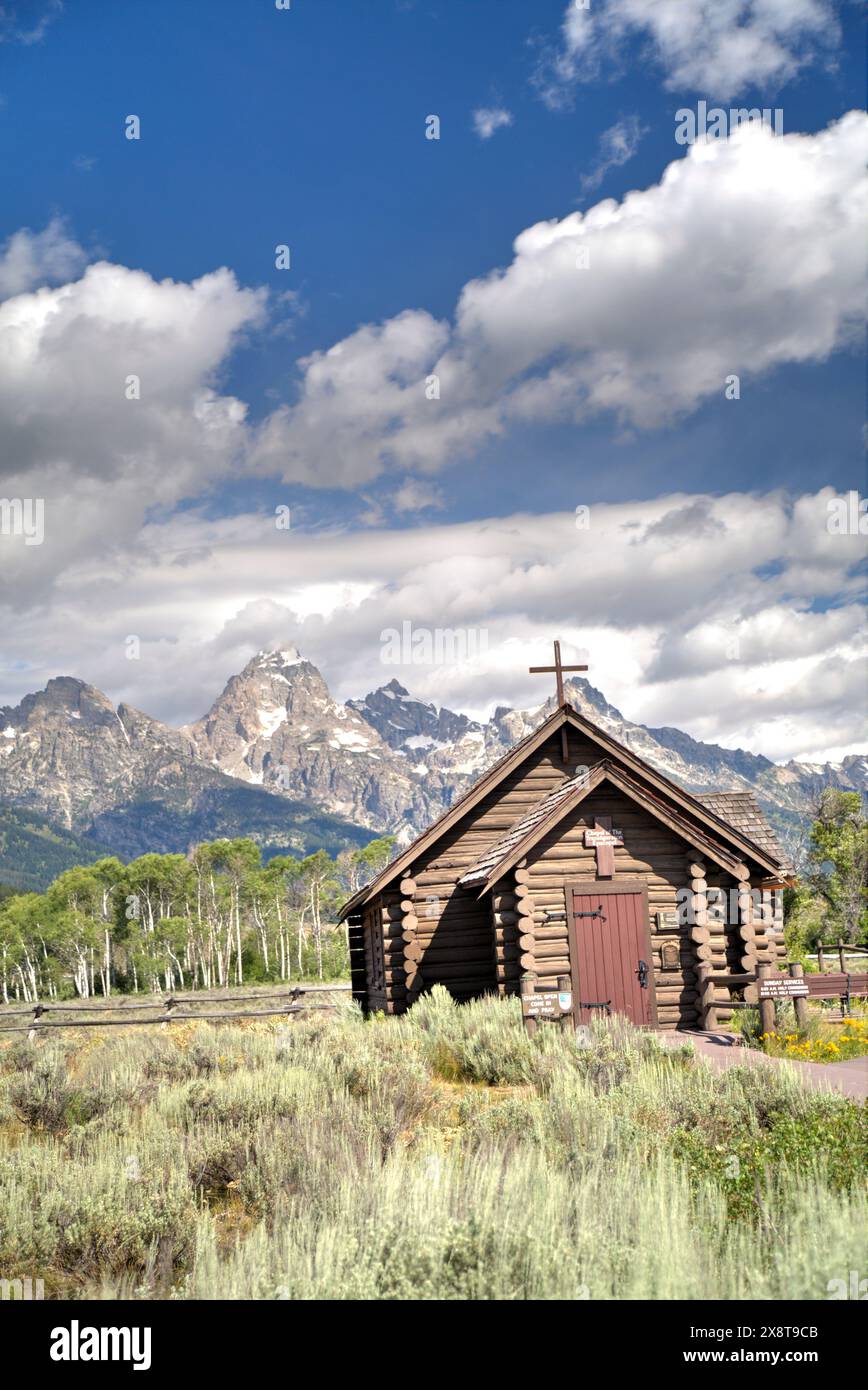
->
0, 836, 396, 1003
0, 789, 864, 1005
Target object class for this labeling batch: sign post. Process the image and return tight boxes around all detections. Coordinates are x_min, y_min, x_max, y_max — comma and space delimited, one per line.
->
788, 961, 809, 1029
557, 974, 574, 1035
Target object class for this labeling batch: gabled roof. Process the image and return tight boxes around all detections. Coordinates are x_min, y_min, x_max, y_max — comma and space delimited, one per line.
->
540, 703, 783, 869
338, 705, 573, 919
458, 760, 756, 892
697, 792, 792, 872
338, 703, 784, 918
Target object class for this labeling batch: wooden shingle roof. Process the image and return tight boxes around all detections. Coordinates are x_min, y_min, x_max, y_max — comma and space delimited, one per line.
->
697, 792, 792, 872
459, 772, 588, 888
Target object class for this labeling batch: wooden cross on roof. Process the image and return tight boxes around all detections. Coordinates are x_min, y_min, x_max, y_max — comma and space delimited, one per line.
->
529, 639, 588, 763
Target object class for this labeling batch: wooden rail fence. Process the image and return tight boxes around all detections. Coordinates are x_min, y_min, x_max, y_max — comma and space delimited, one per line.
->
813, 940, 868, 973
0, 984, 351, 1037
697, 959, 868, 1033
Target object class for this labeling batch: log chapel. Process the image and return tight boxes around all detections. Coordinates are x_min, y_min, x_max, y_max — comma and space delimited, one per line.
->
339, 645, 790, 1029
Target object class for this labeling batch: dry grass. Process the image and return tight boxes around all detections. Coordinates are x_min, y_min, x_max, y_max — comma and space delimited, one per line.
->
0, 988, 865, 1301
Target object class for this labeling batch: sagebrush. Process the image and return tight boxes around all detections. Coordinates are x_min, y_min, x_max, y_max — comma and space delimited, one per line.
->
0, 988, 865, 1300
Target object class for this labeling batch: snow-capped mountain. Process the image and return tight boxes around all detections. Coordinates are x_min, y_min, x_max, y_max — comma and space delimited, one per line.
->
0, 669, 374, 868
349, 671, 868, 851
186, 650, 867, 855
184, 649, 446, 834
1, 647, 865, 878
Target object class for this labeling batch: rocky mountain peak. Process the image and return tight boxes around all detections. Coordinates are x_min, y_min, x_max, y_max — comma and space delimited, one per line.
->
1, 651, 865, 870
183, 646, 442, 831
349, 678, 479, 753
3, 676, 119, 733
245, 645, 305, 673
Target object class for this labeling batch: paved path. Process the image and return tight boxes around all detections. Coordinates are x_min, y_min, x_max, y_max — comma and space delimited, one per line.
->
664, 1030, 868, 1101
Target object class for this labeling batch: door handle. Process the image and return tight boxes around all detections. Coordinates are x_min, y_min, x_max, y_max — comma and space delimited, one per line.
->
637, 959, 649, 989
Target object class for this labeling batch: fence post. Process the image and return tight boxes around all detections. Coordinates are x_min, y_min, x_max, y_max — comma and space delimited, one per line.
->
837, 938, 846, 973
521, 972, 537, 1037
817, 941, 824, 972
788, 961, 809, 1031
28, 1002, 44, 1044
697, 961, 717, 1031
757, 962, 775, 1038
161, 997, 176, 1030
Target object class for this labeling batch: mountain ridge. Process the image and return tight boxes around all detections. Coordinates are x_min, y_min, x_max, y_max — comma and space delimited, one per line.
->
1, 648, 865, 880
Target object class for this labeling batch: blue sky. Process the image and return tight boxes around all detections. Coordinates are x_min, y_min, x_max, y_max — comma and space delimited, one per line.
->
0, 0, 865, 763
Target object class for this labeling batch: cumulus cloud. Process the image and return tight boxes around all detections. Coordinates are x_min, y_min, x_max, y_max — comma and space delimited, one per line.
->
252, 113, 866, 486
0, 488, 864, 764
249, 309, 451, 485
4, 114, 863, 540
472, 106, 513, 140
536, 0, 840, 106
0, 256, 267, 599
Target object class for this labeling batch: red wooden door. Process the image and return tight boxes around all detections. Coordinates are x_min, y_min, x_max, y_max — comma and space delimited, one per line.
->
570, 888, 654, 1026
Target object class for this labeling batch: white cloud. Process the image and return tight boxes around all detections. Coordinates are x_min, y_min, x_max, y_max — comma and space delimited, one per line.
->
581, 115, 645, 194
392, 479, 444, 513
537, 0, 840, 105
0, 218, 86, 297
252, 113, 866, 486
4, 114, 862, 544
0, 256, 266, 600
1, 488, 864, 764
249, 309, 451, 485
472, 106, 513, 140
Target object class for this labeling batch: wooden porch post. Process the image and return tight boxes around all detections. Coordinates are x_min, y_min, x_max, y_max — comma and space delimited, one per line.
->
697, 961, 717, 1032
557, 974, 573, 1036
521, 972, 537, 1036
757, 961, 776, 1038
788, 961, 809, 1031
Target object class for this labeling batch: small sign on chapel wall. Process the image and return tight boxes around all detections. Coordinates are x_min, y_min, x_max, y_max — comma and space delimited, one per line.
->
583, 827, 624, 847
660, 940, 680, 971
583, 815, 622, 876
523, 992, 567, 1019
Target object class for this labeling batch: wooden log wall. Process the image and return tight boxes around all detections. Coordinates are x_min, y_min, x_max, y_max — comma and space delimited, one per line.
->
371, 731, 597, 1010
696, 866, 787, 1027
347, 913, 367, 1010
493, 878, 522, 996
519, 790, 703, 1028
362, 900, 388, 1014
